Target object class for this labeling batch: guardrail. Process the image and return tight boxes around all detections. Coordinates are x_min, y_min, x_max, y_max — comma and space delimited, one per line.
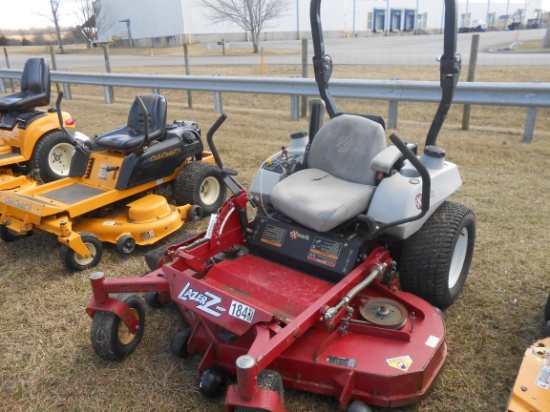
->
1, 69, 549, 142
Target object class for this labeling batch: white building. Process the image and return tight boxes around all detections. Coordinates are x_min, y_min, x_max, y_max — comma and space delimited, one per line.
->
93, 0, 545, 46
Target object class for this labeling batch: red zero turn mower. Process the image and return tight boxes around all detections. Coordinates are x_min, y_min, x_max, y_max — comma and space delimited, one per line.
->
86, 0, 474, 410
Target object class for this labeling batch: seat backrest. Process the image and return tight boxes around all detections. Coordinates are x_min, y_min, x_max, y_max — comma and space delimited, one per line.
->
308, 114, 386, 185
20, 57, 51, 107
127, 94, 167, 142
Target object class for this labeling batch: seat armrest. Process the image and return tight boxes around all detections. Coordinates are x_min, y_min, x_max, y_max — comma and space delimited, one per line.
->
370, 146, 403, 174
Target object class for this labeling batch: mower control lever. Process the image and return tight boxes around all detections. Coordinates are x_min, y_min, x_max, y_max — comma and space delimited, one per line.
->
55, 92, 76, 143
206, 113, 227, 169
362, 134, 431, 240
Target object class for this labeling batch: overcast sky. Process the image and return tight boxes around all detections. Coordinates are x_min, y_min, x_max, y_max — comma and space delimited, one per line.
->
1, 0, 549, 31
0, 0, 81, 31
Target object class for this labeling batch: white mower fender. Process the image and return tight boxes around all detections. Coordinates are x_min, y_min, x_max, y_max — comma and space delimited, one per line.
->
367, 158, 462, 239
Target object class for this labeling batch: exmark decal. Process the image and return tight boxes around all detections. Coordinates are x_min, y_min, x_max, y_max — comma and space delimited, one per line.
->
178, 282, 224, 318
290, 230, 310, 241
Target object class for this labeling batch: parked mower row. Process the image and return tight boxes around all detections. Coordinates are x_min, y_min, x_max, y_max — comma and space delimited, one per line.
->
6, 0, 536, 410
0, 60, 226, 270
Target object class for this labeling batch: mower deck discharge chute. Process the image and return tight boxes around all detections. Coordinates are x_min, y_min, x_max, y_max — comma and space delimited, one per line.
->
0, 57, 77, 191
0, 94, 226, 270
85, 0, 475, 410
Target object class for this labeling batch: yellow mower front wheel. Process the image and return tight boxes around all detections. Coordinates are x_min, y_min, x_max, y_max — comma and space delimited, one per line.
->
59, 232, 103, 271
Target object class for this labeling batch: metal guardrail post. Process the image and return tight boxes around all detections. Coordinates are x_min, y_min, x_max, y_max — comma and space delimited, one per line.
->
213, 74, 223, 114
291, 94, 300, 121
102, 44, 114, 104
49, 47, 61, 94
3, 48, 15, 92
523, 107, 537, 143
0, 76, 6, 93
183, 43, 193, 108
291, 76, 300, 121
462, 34, 480, 130
151, 74, 160, 94
62, 83, 72, 100
388, 101, 398, 129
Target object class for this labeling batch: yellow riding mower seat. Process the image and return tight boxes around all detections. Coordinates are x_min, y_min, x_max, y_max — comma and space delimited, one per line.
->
0, 57, 50, 113
94, 94, 168, 152
271, 114, 386, 232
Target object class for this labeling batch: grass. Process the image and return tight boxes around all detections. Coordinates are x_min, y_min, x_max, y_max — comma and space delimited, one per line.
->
0, 64, 550, 412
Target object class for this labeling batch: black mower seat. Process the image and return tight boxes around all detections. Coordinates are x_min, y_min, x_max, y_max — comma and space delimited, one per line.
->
0, 57, 50, 112
94, 94, 168, 152
271, 114, 386, 232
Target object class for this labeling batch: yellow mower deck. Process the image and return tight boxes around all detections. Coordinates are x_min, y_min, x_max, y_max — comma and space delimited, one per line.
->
507, 337, 550, 412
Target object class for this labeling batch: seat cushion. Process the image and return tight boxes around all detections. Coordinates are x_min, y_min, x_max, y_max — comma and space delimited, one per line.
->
271, 168, 376, 232
308, 114, 386, 186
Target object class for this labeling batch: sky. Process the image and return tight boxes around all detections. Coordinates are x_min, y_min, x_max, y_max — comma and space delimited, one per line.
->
1, 0, 549, 31
0, 0, 82, 31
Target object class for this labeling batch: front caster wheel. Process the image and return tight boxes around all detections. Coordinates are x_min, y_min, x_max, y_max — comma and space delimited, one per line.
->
170, 329, 192, 358
199, 365, 228, 398
0, 225, 32, 242
116, 235, 136, 255
90, 293, 146, 362
346, 400, 374, 412
59, 232, 103, 271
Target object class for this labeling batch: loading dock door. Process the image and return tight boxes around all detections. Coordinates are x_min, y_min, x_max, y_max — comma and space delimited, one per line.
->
391, 9, 402, 32
373, 9, 386, 31
404, 9, 415, 31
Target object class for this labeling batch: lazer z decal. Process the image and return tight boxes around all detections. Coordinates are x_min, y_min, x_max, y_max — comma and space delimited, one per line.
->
178, 281, 224, 318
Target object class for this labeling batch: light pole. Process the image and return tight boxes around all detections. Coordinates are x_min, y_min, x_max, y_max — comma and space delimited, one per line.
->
505, 0, 510, 29
486, 0, 491, 28
353, 0, 356, 36
415, 0, 419, 35
119, 18, 132, 48
296, 0, 300, 39
385, 0, 390, 36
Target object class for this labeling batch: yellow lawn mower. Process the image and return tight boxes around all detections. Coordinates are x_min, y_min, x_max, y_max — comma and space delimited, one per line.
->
0, 93, 226, 271
507, 293, 550, 412
0, 57, 77, 191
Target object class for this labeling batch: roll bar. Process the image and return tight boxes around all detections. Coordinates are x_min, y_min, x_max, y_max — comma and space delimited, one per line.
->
310, 0, 461, 146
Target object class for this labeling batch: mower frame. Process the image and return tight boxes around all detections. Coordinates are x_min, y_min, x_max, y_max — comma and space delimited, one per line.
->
84, 0, 470, 410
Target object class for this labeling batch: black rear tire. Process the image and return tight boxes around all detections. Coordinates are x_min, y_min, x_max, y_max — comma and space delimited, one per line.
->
90, 293, 145, 362
29, 129, 74, 182
399, 201, 476, 309
173, 162, 226, 215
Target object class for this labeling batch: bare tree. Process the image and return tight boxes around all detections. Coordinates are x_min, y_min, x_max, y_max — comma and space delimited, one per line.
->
198, 0, 291, 53
73, 0, 95, 47
34, 0, 65, 52
49, 0, 65, 53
